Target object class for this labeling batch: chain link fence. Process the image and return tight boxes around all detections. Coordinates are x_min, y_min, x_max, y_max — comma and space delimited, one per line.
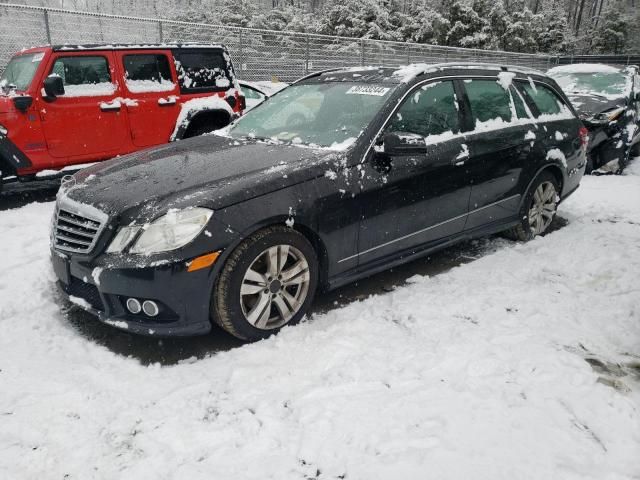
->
0, 2, 558, 82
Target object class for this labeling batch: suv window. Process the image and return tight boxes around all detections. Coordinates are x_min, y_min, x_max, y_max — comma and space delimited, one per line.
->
51, 56, 114, 97
519, 82, 563, 116
173, 49, 231, 93
388, 81, 459, 137
123, 54, 174, 93
465, 79, 514, 124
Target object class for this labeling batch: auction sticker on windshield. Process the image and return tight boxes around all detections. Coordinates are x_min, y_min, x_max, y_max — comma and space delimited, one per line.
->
346, 85, 390, 96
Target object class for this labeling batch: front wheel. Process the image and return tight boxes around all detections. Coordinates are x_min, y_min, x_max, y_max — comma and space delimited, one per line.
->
213, 226, 318, 341
507, 172, 560, 241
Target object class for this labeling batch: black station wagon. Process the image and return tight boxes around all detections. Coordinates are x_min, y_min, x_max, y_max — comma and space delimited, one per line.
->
51, 63, 587, 341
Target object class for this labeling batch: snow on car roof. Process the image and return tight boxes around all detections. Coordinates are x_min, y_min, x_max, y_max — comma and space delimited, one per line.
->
51, 43, 226, 52
547, 63, 623, 74
309, 63, 544, 84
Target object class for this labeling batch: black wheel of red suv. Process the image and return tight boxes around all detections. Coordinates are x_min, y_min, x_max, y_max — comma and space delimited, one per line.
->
212, 226, 319, 341
507, 171, 560, 241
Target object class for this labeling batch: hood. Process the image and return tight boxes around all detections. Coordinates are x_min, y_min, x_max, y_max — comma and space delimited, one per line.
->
566, 93, 626, 119
63, 134, 342, 222
0, 95, 16, 114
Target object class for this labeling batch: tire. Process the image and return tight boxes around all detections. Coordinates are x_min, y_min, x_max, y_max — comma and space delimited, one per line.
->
212, 226, 319, 341
585, 153, 595, 174
184, 123, 217, 138
506, 171, 560, 241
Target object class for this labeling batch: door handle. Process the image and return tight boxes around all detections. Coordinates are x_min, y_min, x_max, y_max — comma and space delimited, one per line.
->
100, 100, 121, 112
158, 96, 177, 106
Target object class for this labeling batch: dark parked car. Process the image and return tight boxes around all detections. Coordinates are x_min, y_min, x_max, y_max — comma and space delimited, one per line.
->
547, 63, 640, 173
238, 80, 288, 110
51, 63, 586, 341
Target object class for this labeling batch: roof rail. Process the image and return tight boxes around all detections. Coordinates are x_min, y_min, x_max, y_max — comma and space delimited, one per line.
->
293, 68, 345, 84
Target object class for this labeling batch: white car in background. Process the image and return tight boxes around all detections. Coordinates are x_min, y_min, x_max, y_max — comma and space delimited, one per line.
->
239, 80, 288, 110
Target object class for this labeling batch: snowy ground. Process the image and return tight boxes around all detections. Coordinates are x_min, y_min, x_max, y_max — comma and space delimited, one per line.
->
1, 162, 639, 479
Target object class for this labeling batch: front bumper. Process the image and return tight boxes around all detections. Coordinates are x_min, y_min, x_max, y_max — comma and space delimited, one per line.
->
585, 121, 640, 169
0, 130, 32, 174
52, 249, 219, 336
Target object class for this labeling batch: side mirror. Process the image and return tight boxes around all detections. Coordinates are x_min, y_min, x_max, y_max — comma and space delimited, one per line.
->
380, 131, 427, 156
43, 75, 65, 99
12, 95, 33, 113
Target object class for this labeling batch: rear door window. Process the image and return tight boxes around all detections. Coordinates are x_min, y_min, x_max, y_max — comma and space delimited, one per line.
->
464, 79, 514, 124
388, 81, 460, 138
173, 49, 232, 93
519, 82, 564, 116
51, 55, 115, 97
123, 54, 175, 93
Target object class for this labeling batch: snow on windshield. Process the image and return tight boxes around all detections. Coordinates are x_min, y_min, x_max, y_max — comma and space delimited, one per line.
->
228, 82, 393, 150
0, 52, 43, 92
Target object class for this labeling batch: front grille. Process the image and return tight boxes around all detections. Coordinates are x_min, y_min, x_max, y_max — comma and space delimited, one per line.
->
64, 278, 104, 311
53, 198, 107, 254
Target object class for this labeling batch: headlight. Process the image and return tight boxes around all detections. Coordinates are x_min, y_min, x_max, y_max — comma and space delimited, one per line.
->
106, 226, 141, 253
0, 123, 7, 136
107, 207, 213, 255
590, 107, 626, 124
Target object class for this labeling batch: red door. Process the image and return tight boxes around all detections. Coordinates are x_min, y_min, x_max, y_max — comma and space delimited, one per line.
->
115, 50, 181, 148
39, 51, 130, 166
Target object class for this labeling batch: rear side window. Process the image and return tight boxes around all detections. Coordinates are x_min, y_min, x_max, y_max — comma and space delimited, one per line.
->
464, 79, 513, 124
388, 81, 460, 138
173, 49, 232, 93
123, 54, 175, 93
520, 82, 564, 116
51, 55, 114, 97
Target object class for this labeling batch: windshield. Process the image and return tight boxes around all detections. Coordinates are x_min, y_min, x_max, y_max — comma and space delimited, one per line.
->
229, 82, 393, 149
549, 71, 631, 99
0, 52, 43, 92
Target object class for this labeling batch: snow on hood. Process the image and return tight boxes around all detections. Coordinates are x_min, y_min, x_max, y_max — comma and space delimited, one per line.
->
63, 135, 338, 221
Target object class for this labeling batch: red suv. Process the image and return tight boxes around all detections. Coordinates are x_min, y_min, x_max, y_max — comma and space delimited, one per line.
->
0, 44, 244, 191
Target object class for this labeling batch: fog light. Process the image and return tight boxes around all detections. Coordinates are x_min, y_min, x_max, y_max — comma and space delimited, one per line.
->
126, 298, 141, 314
142, 300, 159, 317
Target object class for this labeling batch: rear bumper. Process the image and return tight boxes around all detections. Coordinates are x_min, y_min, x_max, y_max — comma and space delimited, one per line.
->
52, 249, 215, 337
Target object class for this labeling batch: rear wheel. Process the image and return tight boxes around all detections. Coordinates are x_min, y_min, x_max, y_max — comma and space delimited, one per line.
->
213, 226, 318, 341
507, 172, 560, 241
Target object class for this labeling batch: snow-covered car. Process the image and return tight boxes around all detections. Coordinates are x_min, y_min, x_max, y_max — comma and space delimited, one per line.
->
238, 80, 288, 110
547, 63, 640, 173
50, 63, 586, 341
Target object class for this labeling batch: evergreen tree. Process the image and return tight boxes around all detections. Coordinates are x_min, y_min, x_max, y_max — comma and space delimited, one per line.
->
591, 3, 630, 53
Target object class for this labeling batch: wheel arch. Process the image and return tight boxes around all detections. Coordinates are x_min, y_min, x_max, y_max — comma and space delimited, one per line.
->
520, 163, 564, 209
171, 108, 232, 141
227, 216, 330, 290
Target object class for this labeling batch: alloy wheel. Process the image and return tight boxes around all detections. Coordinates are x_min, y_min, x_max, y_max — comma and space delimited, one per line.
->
240, 244, 311, 330
528, 181, 557, 236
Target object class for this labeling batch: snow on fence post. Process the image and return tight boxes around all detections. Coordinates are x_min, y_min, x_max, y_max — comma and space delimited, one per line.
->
158, 20, 163, 43
43, 9, 51, 45
305, 34, 310, 75
360, 39, 365, 67
239, 29, 244, 77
